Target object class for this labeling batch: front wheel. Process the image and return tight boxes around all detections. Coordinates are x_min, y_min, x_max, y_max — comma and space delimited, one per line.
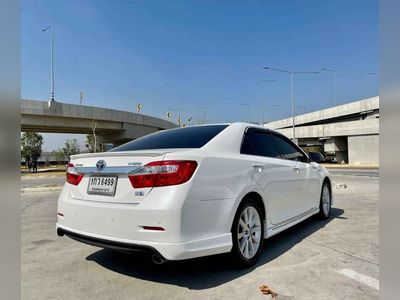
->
318, 182, 331, 220
230, 199, 264, 267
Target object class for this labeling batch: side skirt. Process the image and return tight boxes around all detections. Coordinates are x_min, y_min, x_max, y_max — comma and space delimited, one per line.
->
263, 207, 319, 239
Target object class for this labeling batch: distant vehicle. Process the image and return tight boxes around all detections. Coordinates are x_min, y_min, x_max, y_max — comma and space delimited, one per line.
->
308, 152, 326, 163
324, 152, 338, 164
57, 123, 333, 267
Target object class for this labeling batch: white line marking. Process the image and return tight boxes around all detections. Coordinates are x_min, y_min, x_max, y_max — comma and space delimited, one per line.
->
337, 269, 379, 290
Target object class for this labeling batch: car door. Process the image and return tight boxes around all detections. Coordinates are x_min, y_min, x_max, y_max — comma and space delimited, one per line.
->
241, 128, 297, 224
270, 133, 320, 216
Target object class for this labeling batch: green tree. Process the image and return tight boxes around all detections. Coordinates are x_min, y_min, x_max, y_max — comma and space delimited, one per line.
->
85, 134, 102, 153
21, 132, 43, 166
63, 139, 80, 161
54, 149, 66, 164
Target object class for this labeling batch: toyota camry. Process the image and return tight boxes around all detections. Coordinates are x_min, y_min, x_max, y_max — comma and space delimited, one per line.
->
56, 122, 333, 267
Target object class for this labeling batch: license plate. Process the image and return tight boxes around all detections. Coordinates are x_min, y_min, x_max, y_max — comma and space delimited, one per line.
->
87, 175, 118, 196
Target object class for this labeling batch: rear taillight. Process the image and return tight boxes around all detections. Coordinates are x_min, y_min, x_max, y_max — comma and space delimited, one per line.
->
66, 163, 84, 186
128, 160, 197, 188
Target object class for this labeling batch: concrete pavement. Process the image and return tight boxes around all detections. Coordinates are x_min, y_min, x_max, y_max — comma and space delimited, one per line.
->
21, 176, 65, 189
326, 168, 379, 177
21, 176, 65, 193
21, 174, 379, 299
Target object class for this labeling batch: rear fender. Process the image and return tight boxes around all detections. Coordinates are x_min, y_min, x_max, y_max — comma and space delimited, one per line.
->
226, 184, 268, 234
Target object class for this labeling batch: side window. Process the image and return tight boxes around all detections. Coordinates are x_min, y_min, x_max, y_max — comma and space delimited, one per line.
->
241, 130, 281, 158
271, 134, 308, 162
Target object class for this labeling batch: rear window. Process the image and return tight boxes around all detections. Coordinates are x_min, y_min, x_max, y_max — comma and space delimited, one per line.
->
109, 125, 228, 152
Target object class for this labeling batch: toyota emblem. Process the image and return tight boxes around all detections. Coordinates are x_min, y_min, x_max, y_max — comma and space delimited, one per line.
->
96, 160, 106, 171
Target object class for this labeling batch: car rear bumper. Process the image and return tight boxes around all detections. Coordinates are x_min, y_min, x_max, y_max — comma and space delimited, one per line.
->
56, 223, 232, 260
57, 226, 166, 257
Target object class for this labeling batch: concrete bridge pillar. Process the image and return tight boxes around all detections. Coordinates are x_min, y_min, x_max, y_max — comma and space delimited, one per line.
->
324, 137, 348, 163
347, 134, 379, 165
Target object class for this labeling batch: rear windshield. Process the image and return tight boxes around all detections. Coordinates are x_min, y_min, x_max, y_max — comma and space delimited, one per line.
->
109, 125, 228, 152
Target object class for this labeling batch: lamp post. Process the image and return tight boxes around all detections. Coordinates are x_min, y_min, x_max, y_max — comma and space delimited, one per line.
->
198, 106, 208, 124
165, 83, 182, 124
263, 67, 319, 143
321, 68, 337, 106
240, 103, 250, 122
167, 107, 180, 125
41, 26, 55, 103
260, 79, 277, 126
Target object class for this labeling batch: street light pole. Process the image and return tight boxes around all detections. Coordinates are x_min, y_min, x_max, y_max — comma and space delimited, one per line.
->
321, 68, 337, 106
42, 26, 55, 102
264, 67, 319, 143
260, 79, 277, 126
240, 103, 250, 122
199, 106, 208, 124
290, 72, 295, 140
261, 94, 264, 125
165, 83, 182, 125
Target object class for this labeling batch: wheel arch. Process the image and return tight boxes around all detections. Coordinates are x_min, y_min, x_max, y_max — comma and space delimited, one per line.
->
227, 187, 268, 234
323, 176, 332, 193
238, 191, 266, 221
322, 176, 333, 205
229, 190, 266, 266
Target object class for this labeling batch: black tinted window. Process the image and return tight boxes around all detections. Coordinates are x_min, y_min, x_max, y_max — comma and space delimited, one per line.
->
241, 130, 281, 158
309, 152, 324, 162
109, 125, 228, 152
271, 134, 307, 161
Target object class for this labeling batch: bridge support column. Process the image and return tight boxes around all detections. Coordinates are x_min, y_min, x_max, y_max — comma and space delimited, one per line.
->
347, 134, 379, 165
324, 137, 348, 164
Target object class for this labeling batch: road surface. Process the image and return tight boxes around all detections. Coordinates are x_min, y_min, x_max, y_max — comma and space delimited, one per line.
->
21, 173, 379, 299
326, 167, 379, 177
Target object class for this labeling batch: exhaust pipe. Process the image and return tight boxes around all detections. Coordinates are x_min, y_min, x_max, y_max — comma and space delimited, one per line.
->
151, 254, 166, 265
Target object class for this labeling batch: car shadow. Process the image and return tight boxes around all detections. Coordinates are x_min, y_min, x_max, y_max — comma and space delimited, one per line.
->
86, 208, 344, 290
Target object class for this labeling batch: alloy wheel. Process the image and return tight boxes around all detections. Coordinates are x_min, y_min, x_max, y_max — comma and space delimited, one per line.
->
237, 206, 262, 259
322, 185, 331, 215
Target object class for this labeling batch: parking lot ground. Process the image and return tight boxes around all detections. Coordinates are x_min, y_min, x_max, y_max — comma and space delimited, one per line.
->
21, 173, 379, 300
21, 176, 65, 189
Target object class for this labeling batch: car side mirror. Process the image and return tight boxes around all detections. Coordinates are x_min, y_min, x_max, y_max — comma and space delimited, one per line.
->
300, 155, 310, 163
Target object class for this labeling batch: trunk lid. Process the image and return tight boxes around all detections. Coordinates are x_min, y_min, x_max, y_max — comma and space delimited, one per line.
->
68, 150, 173, 204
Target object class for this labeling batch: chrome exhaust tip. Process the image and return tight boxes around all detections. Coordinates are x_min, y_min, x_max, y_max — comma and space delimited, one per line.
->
151, 254, 166, 265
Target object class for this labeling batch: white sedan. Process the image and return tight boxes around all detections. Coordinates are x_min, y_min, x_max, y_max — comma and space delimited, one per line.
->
57, 122, 333, 267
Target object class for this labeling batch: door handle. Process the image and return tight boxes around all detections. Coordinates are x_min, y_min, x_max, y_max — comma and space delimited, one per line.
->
293, 167, 300, 173
253, 165, 264, 172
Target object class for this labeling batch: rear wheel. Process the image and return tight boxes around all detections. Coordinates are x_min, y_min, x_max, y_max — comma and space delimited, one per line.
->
318, 182, 331, 219
230, 199, 264, 267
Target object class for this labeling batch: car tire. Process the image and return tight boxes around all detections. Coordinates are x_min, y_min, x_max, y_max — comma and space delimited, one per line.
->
230, 198, 265, 268
318, 182, 331, 220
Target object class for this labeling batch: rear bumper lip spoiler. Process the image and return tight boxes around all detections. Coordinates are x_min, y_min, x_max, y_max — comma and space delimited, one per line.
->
57, 227, 166, 259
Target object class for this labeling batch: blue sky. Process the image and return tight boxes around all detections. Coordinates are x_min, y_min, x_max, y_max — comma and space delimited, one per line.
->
22, 0, 378, 150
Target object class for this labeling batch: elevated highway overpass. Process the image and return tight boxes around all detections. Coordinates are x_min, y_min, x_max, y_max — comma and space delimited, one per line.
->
21, 99, 177, 145
265, 97, 379, 165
